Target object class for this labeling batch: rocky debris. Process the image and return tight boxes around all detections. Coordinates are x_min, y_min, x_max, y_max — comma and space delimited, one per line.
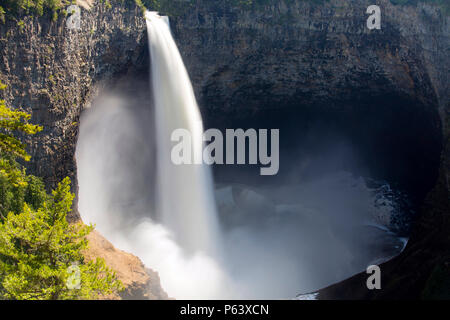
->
83, 230, 169, 300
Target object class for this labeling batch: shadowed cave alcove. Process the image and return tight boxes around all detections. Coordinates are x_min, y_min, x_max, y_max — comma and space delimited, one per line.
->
75, 25, 444, 297
85, 30, 443, 238
201, 83, 443, 232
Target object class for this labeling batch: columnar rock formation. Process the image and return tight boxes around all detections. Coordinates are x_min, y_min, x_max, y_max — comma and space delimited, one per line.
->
0, 2, 148, 213
0, 0, 448, 299
0, 1, 161, 300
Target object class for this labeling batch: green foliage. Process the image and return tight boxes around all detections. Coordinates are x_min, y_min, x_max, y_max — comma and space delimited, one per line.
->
0, 0, 156, 20
0, 162, 48, 218
0, 78, 123, 300
132, 0, 159, 14
0, 0, 72, 20
0, 80, 44, 216
0, 0, 447, 21
0, 81, 43, 218
17, 19, 25, 31
0, 83, 43, 162
23, 175, 48, 211
134, 0, 147, 14
0, 178, 123, 300
99, 0, 113, 10
0, 6, 5, 23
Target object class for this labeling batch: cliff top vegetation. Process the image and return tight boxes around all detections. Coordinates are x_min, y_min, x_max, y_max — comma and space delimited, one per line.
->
0, 0, 448, 24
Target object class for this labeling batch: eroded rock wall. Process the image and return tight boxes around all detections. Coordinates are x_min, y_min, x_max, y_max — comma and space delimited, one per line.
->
0, 0, 448, 299
169, 0, 449, 299
0, 1, 148, 221
0, 1, 166, 300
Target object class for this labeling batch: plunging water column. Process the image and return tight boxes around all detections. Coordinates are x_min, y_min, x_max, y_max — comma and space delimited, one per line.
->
146, 12, 220, 255
77, 10, 409, 300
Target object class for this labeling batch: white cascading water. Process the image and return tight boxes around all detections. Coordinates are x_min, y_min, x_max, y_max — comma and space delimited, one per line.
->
77, 12, 229, 299
76, 11, 408, 300
145, 11, 220, 255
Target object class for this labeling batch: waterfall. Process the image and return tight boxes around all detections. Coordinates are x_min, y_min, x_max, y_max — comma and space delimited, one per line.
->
75, 11, 409, 300
146, 11, 220, 254
76, 12, 228, 299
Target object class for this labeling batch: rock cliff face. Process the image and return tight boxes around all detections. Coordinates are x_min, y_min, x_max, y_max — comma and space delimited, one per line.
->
0, 1, 148, 216
0, 1, 165, 300
170, 0, 445, 200
169, 0, 449, 298
0, 0, 448, 299
83, 231, 168, 300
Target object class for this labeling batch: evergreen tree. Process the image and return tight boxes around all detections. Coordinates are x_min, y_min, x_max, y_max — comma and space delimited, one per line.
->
0, 79, 123, 300
0, 79, 44, 217
0, 178, 123, 300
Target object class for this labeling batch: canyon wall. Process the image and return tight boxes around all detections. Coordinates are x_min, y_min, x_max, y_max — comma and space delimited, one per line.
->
168, 0, 449, 298
170, 0, 445, 199
0, 1, 148, 213
0, 0, 448, 298
0, 1, 166, 300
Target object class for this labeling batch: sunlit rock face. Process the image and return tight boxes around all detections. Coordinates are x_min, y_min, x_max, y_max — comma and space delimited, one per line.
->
83, 231, 169, 300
